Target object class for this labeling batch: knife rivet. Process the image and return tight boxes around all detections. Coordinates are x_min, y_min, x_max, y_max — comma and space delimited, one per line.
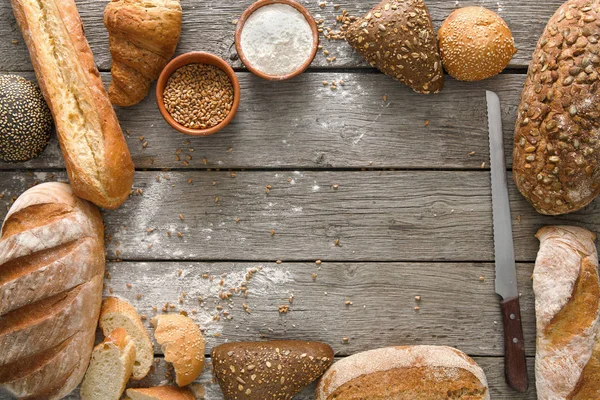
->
513, 338, 519, 344
510, 313, 516, 320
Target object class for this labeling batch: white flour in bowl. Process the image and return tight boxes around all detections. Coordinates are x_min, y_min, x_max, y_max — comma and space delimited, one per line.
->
240, 3, 314, 76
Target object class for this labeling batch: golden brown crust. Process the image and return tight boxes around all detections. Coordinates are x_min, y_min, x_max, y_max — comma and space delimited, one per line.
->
11, 0, 134, 209
534, 226, 600, 399
438, 6, 516, 81
151, 315, 205, 387
345, 0, 444, 94
0, 183, 105, 399
513, 0, 600, 215
104, 0, 182, 106
126, 386, 196, 400
212, 340, 333, 400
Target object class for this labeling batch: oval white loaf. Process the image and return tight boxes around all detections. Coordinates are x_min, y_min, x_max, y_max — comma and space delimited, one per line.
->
316, 345, 489, 400
534, 226, 600, 399
0, 182, 105, 399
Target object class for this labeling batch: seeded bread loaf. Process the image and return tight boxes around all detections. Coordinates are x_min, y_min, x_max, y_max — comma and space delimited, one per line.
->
11, 0, 135, 209
534, 226, 600, 399
0, 182, 105, 399
513, 0, 600, 215
345, 0, 444, 94
316, 346, 489, 400
212, 340, 334, 400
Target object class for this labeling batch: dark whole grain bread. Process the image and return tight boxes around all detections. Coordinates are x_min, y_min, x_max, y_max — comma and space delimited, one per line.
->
513, 0, 600, 215
345, 0, 444, 94
212, 340, 333, 400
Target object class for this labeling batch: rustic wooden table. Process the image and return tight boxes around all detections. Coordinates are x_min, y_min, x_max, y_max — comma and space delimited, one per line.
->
0, 0, 587, 398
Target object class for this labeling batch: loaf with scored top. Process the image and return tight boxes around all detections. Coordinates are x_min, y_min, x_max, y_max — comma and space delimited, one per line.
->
534, 226, 600, 399
11, 0, 135, 209
513, 0, 600, 215
0, 182, 105, 399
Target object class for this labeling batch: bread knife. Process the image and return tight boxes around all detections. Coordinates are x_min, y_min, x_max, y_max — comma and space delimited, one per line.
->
486, 91, 528, 393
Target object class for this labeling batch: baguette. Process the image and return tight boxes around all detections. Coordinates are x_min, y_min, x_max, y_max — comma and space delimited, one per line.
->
11, 0, 135, 209
81, 328, 137, 400
534, 226, 600, 399
0, 182, 105, 399
100, 297, 154, 380
316, 345, 489, 399
513, 0, 600, 215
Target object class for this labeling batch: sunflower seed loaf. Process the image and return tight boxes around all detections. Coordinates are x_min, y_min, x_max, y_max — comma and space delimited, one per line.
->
513, 0, 600, 215
345, 0, 444, 94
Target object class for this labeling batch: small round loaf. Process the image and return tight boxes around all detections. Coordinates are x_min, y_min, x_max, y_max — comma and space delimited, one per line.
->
316, 346, 489, 399
0, 75, 52, 162
151, 315, 205, 387
438, 6, 516, 81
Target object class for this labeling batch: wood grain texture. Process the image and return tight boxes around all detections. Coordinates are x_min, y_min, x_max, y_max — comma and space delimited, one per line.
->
0, 72, 522, 170
0, 0, 562, 72
0, 357, 535, 399
2, 170, 598, 262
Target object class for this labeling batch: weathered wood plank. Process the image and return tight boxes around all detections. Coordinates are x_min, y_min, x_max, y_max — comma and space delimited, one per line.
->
0, 357, 535, 399
100, 261, 535, 357
0, 72, 523, 170
0, 0, 561, 71
3, 170, 597, 263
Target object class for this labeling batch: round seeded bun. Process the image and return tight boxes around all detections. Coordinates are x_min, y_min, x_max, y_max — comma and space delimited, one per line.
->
0, 75, 53, 162
438, 6, 517, 81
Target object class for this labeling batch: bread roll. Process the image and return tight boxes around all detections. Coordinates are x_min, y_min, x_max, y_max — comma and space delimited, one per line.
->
104, 0, 182, 106
513, 0, 600, 215
345, 0, 444, 94
11, 0, 135, 209
81, 328, 137, 400
212, 340, 333, 400
0, 182, 105, 399
100, 297, 154, 380
151, 315, 205, 386
534, 226, 600, 399
316, 346, 489, 399
438, 6, 516, 81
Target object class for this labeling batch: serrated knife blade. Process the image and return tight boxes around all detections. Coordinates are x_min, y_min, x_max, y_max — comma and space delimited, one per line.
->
486, 90, 528, 393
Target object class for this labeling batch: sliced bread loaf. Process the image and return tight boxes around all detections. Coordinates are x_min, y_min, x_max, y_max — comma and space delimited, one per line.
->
80, 328, 136, 400
100, 296, 154, 380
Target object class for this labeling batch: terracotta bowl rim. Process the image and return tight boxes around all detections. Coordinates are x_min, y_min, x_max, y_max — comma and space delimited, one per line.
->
234, 0, 320, 81
156, 51, 241, 136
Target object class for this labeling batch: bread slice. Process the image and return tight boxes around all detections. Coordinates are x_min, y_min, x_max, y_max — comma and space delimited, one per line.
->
126, 386, 195, 400
100, 297, 153, 380
151, 315, 205, 386
81, 328, 136, 400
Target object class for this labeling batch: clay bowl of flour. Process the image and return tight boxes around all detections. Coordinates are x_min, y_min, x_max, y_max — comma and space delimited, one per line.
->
235, 0, 319, 80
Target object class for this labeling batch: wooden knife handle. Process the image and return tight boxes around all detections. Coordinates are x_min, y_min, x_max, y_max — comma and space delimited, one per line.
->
500, 296, 529, 393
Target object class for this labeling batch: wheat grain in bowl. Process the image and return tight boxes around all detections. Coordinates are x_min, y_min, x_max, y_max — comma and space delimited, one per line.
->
162, 64, 234, 130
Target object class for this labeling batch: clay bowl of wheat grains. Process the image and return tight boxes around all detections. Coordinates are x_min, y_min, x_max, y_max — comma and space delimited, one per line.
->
156, 52, 241, 136
235, 0, 319, 80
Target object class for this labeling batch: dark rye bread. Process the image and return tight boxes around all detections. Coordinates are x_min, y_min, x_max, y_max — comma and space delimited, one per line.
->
513, 0, 600, 215
345, 0, 444, 94
212, 340, 333, 400
316, 346, 489, 400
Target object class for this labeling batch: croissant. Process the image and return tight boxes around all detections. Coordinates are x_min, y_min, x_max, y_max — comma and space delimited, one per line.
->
104, 0, 182, 107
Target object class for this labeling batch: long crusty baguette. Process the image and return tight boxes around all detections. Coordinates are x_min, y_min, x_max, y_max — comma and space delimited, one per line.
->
513, 0, 600, 215
316, 346, 489, 399
11, 0, 135, 209
126, 386, 196, 400
100, 297, 154, 380
81, 328, 137, 400
534, 226, 600, 399
0, 182, 105, 399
